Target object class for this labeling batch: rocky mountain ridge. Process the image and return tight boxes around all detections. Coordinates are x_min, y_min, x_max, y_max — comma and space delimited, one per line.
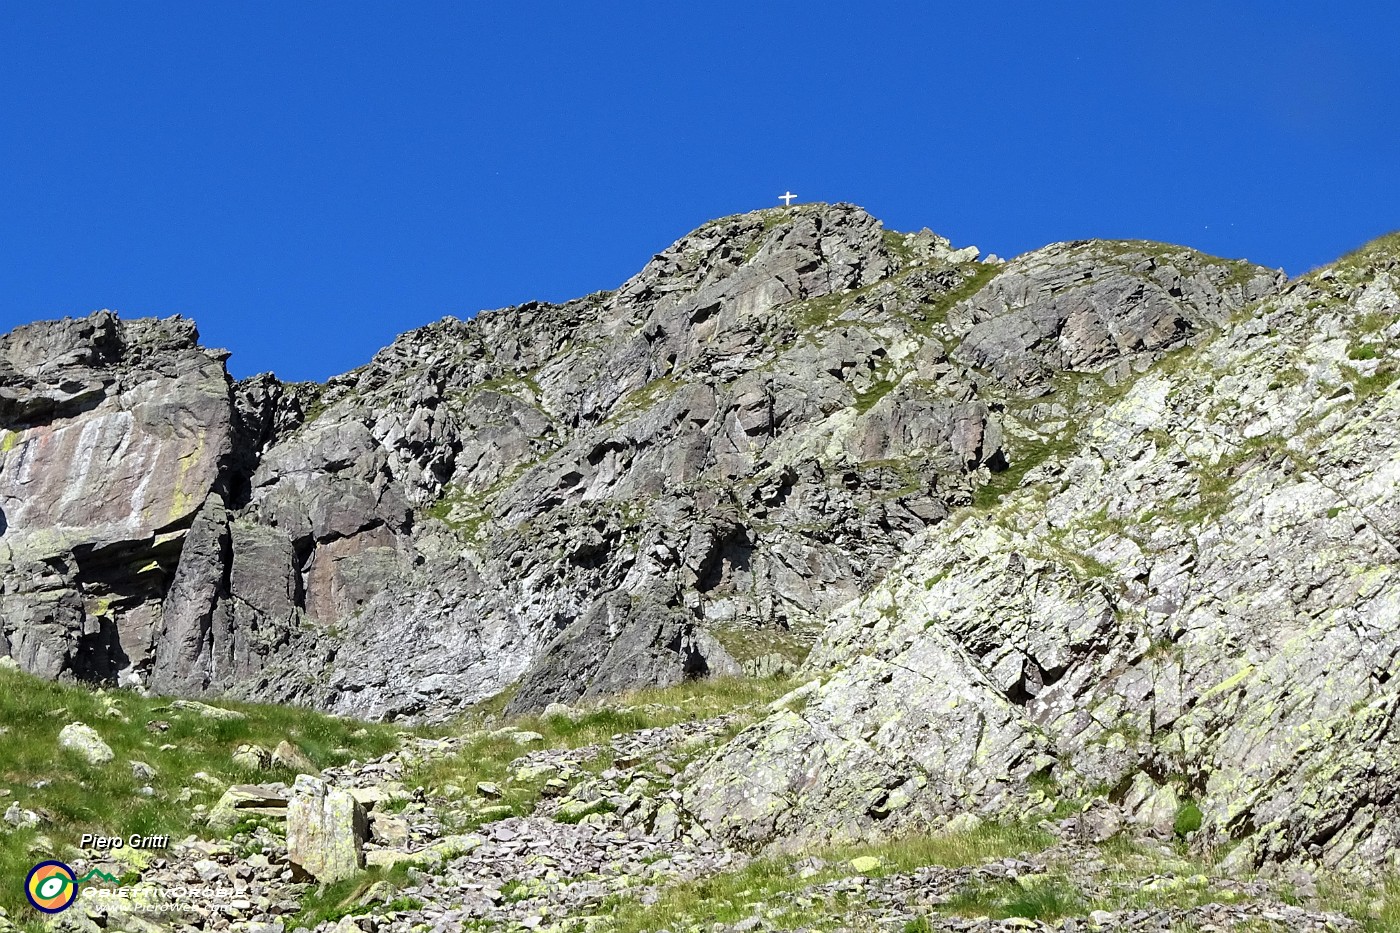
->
9, 203, 1400, 875
0, 203, 1279, 721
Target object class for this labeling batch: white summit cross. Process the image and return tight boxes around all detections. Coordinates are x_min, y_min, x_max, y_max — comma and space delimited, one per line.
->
779, 191, 797, 206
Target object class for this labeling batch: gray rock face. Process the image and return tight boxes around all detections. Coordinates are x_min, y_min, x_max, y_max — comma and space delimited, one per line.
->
0, 207, 1284, 728
5, 203, 1053, 721
0, 313, 233, 683
951, 240, 1279, 389
684, 236, 1400, 871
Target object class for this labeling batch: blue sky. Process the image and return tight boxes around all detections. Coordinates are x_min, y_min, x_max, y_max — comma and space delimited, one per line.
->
3, 3, 1398, 381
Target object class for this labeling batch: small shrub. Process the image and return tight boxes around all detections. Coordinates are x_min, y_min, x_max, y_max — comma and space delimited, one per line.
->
1174, 799, 1204, 837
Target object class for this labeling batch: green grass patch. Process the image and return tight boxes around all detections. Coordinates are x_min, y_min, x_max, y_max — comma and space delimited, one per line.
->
942, 838, 1234, 922
467, 369, 543, 399
1034, 527, 1116, 582
420, 493, 489, 538
294, 382, 336, 426
853, 375, 900, 414
597, 821, 1053, 933
790, 292, 850, 332
1325, 231, 1400, 282
740, 210, 794, 261
972, 430, 1079, 510
289, 863, 418, 930
709, 626, 813, 671
1355, 310, 1392, 336
1316, 873, 1400, 932
1087, 240, 1262, 292
419, 477, 494, 539
1180, 461, 1237, 525
840, 823, 1056, 874
536, 676, 799, 734
614, 375, 682, 419
914, 262, 1000, 331
882, 228, 916, 266
0, 667, 400, 929
418, 458, 541, 538
465, 681, 520, 721
402, 731, 611, 833
1343, 363, 1400, 403
942, 875, 1086, 921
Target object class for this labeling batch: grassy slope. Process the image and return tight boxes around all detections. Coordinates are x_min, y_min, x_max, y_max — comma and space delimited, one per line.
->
0, 669, 797, 930
599, 822, 1055, 932
0, 667, 400, 927
601, 829, 1400, 932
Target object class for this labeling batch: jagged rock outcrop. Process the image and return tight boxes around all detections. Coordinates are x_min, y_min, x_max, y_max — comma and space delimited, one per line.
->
0, 312, 234, 682
0, 206, 1284, 725
684, 235, 1400, 873
6, 203, 1049, 720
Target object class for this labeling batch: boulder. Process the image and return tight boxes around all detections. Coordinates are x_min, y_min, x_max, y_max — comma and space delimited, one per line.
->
232, 744, 272, 771
368, 812, 409, 846
271, 740, 318, 775
286, 776, 368, 882
169, 700, 247, 721
3, 803, 40, 829
58, 723, 114, 765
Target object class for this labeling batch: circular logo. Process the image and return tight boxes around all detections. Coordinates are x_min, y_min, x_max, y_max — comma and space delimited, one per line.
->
26, 861, 78, 913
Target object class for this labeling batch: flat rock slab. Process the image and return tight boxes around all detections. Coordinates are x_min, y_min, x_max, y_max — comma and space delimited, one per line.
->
207, 784, 289, 830
170, 699, 248, 721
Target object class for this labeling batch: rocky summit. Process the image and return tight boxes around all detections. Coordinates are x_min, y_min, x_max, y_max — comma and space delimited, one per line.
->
5, 202, 1400, 903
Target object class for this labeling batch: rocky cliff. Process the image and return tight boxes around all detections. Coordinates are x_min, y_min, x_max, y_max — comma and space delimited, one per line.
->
684, 230, 1400, 874
0, 205, 1275, 719
8, 203, 1400, 870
